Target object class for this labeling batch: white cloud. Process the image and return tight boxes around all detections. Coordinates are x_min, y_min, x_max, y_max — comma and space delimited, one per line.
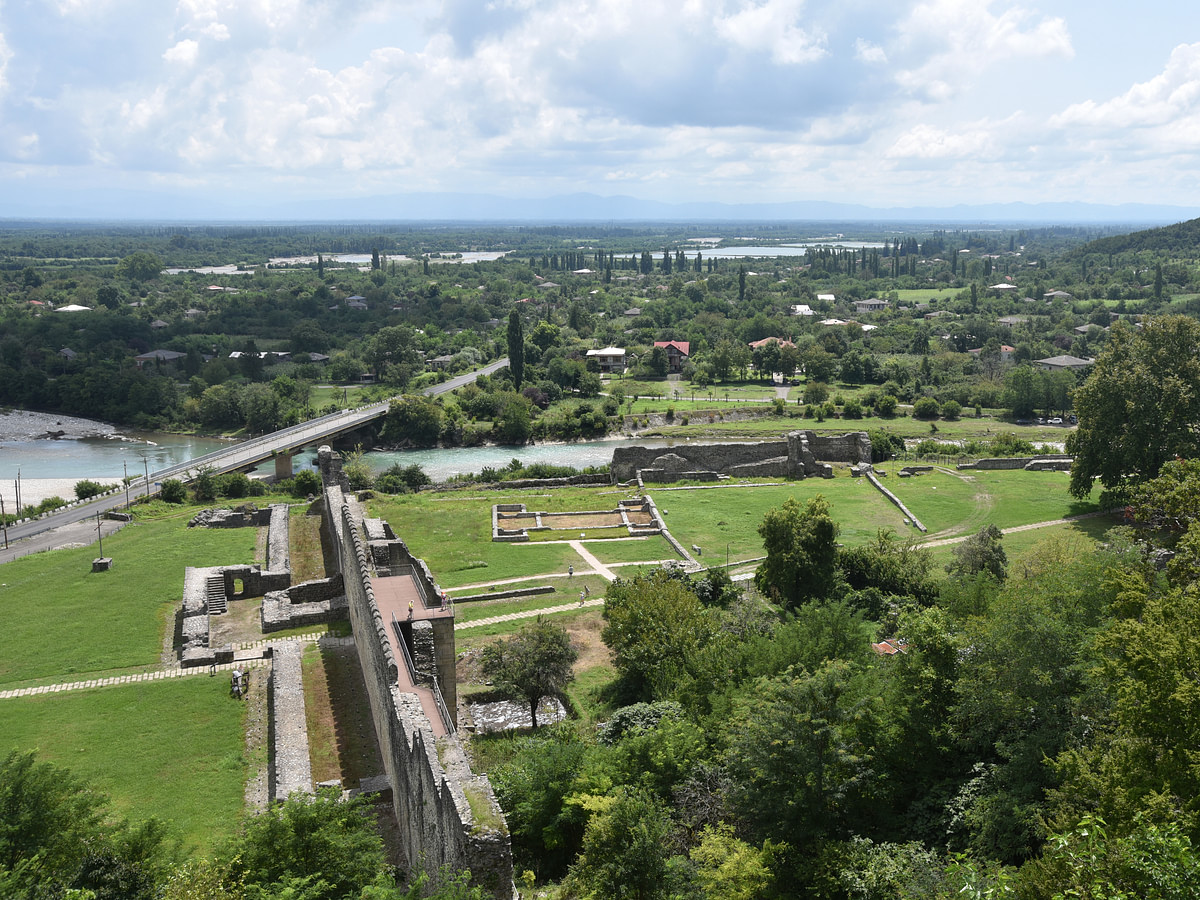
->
887, 121, 996, 159
1053, 42, 1200, 131
715, 0, 827, 66
0, 30, 10, 97
163, 39, 199, 65
854, 38, 886, 65
892, 0, 1073, 102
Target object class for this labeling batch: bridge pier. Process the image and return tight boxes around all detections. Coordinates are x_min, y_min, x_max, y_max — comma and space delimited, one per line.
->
274, 452, 294, 481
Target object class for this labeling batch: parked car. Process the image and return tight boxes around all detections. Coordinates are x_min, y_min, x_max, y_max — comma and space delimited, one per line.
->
1048, 417, 1063, 425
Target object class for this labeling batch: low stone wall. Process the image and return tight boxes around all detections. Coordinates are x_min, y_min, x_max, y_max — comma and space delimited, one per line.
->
962, 454, 1073, 471
271, 642, 313, 799
266, 504, 290, 573
866, 471, 927, 533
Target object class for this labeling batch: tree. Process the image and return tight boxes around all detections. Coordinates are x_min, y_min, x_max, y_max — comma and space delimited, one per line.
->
480, 618, 577, 729
601, 569, 718, 703
568, 787, 673, 900
507, 310, 525, 390
1069, 317, 1200, 497
755, 495, 839, 607
727, 661, 881, 845
115, 251, 163, 282
947, 524, 1008, 581
227, 788, 393, 898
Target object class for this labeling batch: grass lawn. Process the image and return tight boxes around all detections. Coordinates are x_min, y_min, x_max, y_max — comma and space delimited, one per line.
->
3, 677, 248, 851
0, 513, 258, 686
923, 514, 1118, 573
655, 478, 911, 563
885, 469, 1100, 538
367, 486, 650, 588
584, 536, 678, 565
302, 643, 383, 787
454, 574, 608, 625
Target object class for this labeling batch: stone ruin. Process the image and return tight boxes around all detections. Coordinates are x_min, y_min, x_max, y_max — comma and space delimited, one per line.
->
609, 430, 873, 484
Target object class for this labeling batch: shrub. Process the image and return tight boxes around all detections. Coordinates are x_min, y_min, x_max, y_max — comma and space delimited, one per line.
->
843, 398, 864, 419
292, 469, 321, 496
221, 471, 251, 498
160, 479, 186, 503
875, 394, 898, 417
941, 400, 962, 420
74, 479, 113, 501
912, 397, 941, 419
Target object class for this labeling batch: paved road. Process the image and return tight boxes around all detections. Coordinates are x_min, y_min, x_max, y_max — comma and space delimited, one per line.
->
0, 358, 509, 555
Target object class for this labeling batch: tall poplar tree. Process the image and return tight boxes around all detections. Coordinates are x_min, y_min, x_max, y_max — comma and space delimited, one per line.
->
507, 308, 525, 390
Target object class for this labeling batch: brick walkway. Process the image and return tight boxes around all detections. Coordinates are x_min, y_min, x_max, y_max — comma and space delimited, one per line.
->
0, 631, 328, 700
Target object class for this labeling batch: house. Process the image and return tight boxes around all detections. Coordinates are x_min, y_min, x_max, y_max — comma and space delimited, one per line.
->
924, 310, 953, 320
56, 304, 91, 312
430, 354, 455, 370
816, 293, 836, 304
968, 345, 1015, 363
653, 340, 690, 373
58, 348, 77, 360
586, 347, 627, 374
1044, 290, 1074, 301
1036, 354, 1094, 371
989, 282, 1018, 292
853, 298, 887, 314
748, 337, 796, 350
624, 307, 642, 317
135, 349, 187, 369
997, 315, 1029, 326
819, 318, 847, 326
871, 638, 907, 656
346, 299, 368, 310
791, 304, 814, 316
150, 319, 169, 329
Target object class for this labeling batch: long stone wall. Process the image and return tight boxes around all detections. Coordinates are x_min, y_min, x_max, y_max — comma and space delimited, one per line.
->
610, 431, 871, 483
319, 447, 513, 898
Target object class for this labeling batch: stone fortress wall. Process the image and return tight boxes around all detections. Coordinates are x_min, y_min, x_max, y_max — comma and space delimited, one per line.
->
610, 430, 873, 483
318, 447, 513, 899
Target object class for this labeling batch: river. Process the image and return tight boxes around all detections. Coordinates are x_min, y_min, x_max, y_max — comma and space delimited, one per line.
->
0, 411, 677, 505
0, 410, 227, 507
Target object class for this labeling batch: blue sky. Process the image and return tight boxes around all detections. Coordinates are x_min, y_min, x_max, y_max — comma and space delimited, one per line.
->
2, 0, 1200, 217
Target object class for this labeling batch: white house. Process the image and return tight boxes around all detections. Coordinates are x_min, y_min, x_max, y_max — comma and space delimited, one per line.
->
586, 347, 627, 374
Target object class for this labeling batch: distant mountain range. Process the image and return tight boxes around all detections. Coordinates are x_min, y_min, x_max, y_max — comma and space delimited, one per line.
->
2, 185, 1196, 225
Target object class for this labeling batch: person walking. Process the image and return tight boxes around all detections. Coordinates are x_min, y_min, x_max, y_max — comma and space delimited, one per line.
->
408, 598, 414, 620
579, 589, 586, 606
568, 564, 573, 578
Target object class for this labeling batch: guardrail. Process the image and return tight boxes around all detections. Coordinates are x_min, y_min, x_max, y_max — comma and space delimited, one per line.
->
390, 612, 456, 735
149, 402, 391, 482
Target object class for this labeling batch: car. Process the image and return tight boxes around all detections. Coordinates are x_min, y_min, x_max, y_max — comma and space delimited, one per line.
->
1048, 417, 1063, 425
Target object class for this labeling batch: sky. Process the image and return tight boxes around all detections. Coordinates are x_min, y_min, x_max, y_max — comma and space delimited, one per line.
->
2, 0, 1200, 218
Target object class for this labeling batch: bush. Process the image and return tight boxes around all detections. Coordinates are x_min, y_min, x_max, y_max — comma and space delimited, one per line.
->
912, 397, 940, 419
160, 479, 186, 503
221, 471, 251, 498
74, 479, 114, 501
941, 400, 962, 420
843, 398, 864, 419
292, 469, 321, 496
875, 394, 898, 417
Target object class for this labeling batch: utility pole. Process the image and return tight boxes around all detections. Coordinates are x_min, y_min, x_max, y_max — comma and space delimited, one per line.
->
96, 512, 103, 559
123, 461, 131, 510
1, 492, 8, 549
15, 469, 21, 516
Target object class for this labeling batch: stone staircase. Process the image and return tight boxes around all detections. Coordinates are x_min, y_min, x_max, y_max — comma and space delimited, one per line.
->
206, 574, 227, 615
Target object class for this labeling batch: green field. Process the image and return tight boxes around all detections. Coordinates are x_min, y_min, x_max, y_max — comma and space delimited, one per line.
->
0, 513, 257, 687
3, 677, 248, 850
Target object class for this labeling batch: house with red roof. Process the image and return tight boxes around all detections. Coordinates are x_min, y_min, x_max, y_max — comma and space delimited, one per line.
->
653, 340, 690, 373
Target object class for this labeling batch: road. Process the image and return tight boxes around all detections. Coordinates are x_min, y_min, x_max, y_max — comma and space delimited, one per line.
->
0, 358, 509, 555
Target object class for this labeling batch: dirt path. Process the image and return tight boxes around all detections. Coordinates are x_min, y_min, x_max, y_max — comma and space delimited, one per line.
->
919, 509, 1114, 548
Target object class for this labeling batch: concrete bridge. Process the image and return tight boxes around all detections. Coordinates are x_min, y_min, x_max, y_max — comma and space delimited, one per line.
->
0, 358, 509, 550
